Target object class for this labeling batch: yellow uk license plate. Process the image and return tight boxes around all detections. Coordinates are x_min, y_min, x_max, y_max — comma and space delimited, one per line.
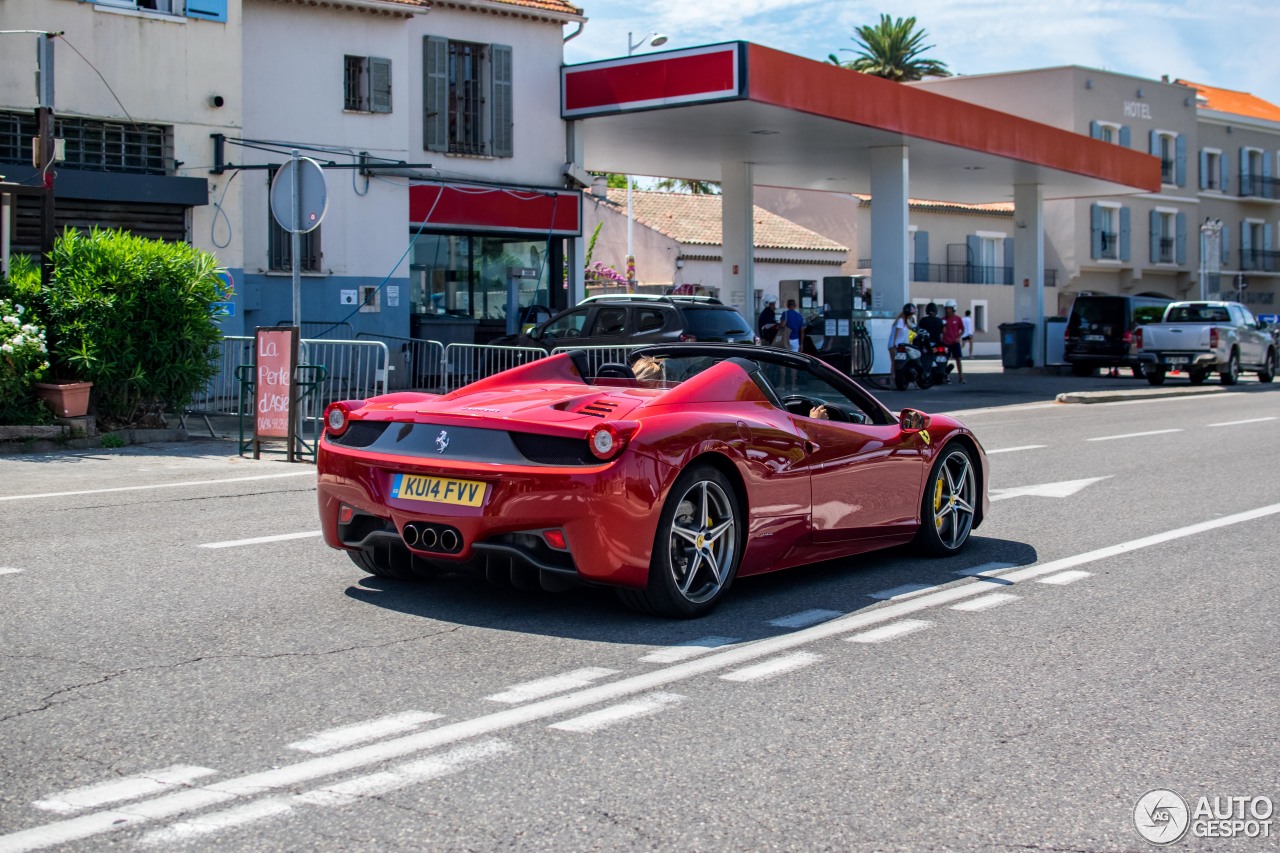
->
390, 473, 486, 507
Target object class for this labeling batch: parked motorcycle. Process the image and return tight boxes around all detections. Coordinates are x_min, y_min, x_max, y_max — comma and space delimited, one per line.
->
892, 329, 937, 390
929, 340, 954, 386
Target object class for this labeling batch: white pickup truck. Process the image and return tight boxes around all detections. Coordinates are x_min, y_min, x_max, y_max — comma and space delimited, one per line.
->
1134, 301, 1277, 386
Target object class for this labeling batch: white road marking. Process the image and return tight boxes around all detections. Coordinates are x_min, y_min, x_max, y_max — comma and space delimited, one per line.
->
954, 562, 1016, 577
0, 472, 314, 502
868, 583, 937, 601
1037, 570, 1093, 585
639, 636, 739, 663
720, 652, 823, 682
199, 531, 323, 549
141, 741, 511, 845
1086, 428, 1183, 442
768, 609, 843, 628
986, 445, 1046, 454
950, 593, 1020, 612
549, 693, 685, 733
33, 766, 218, 814
990, 476, 1110, 502
287, 711, 444, 754
485, 668, 619, 704
1208, 416, 1278, 427
845, 619, 933, 644
0, 567, 23, 576
8, 502, 1280, 853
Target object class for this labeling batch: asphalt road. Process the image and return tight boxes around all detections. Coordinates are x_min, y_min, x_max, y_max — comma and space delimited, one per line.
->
1, 377, 1278, 852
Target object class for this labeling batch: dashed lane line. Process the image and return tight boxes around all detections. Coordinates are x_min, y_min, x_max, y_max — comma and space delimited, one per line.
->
1086, 428, 1183, 442
549, 693, 686, 733
6, 501, 1280, 853
1208, 416, 1278, 427
950, 593, 1020, 612
0, 472, 314, 502
1037, 570, 1093, 585
485, 668, 619, 704
0, 567, 23, 576
33, 766, 218, 815
720, 652, 823, 682
199, 531, 323, 549
767, 609, 843, 628
639, 636, 739, 663
287, 711, 445, 754
845, 620, 933, 644
868, 583, 938, 601
986, 445, 1047, 454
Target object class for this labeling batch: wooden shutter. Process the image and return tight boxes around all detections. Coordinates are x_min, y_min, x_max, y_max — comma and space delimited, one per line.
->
1119, 207, 1131, 262
490, 44, 514, 158
1090, 203, 1103, 259
1089, 120, 1101, 140
370, 58, 392, 114
1240, 147, 1251, 196
1119, 126, 1131, 148
1220, 151, 1230, 194
1175, 135, 1187, 187
424, 37, 448, 152
1003, 236, 1014, 284
965, 235, 980, 283
1149, 210, 1161, 263
913, 230, 928, 281
186, 0, 227, 21
1199, 150, 1208, 190
1175, 211, 1187, 265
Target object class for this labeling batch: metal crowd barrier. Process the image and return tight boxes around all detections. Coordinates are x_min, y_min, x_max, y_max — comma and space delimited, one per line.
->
357, 332, 445, 391
442, 343, 547, 391
548, 344, 646, 371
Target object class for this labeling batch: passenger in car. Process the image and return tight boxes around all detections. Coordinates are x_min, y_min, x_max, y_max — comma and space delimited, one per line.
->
633, 356, 664, 387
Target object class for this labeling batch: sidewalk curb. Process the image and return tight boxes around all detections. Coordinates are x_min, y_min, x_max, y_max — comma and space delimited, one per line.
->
1055, 386, 1227, 404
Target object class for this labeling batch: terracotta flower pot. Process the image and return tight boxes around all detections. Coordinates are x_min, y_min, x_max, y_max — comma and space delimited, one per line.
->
33, 381, 94, 418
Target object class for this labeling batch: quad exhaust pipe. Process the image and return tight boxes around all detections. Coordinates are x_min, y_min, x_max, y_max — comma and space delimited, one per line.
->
402, 522, 461, 554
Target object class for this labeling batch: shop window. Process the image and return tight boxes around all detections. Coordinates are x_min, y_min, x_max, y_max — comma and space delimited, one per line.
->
409, 233, 553, 321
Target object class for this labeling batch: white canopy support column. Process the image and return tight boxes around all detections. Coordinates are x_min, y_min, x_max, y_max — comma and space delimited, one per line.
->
720, 161, 754, 316
565, 121, 586, 306
869, 146, 909, 314
1012, 182, 1045, 366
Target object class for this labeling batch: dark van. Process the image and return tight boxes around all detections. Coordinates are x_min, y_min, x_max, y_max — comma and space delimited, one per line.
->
1064, 294, 1171, 376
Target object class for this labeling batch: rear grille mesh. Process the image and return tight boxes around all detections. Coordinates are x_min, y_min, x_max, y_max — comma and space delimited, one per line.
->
510, 432, 595, 465
579, 400, 619, 418
330, 420, 389, 448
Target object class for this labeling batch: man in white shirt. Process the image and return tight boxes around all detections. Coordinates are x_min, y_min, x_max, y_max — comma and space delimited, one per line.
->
962, 310, 975, 357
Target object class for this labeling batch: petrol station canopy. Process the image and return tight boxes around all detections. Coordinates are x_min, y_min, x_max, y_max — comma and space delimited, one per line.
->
561, 42, 1160, 202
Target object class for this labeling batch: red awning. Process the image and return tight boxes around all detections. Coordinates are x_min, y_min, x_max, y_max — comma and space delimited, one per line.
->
409, 183, 581, 236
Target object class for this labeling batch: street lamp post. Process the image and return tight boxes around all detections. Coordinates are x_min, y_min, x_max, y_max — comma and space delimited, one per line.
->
624, 32, 667, 289
1200, 217, 1223, 300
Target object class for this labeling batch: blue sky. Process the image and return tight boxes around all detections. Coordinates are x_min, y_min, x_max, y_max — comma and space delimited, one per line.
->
564, 1, 1280, 109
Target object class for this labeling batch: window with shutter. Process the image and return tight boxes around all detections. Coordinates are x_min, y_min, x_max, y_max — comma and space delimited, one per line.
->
491, 45, 513, 158
370, 58, 392, 114
344, 56, 392, 114
424, 37, 449, 153
422, 37, 515, 159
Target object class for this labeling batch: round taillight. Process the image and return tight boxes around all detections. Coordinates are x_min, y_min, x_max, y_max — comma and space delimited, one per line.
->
588, 423, 622, 460
325, 404, 347, 435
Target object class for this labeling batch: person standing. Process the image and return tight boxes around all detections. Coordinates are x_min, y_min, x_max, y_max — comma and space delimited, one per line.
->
942, 304, 966, 383
917, 302, 944, 346
758, 296, 780, 347
887, 303, 916, 386
962, 309, 975, 357
781, 299, 805, 352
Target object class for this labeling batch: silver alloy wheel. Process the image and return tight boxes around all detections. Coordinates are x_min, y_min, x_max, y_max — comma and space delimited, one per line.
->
929, 449, 976, 550
665, 479, 737, 604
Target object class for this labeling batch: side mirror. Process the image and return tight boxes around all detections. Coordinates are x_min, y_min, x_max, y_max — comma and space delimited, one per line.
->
899, 408, 931, 433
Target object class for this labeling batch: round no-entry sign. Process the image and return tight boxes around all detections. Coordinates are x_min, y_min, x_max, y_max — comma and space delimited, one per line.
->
270, 156, 328, 234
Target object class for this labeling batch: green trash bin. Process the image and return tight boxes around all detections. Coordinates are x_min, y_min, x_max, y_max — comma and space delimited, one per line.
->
998, 322, 1035, 368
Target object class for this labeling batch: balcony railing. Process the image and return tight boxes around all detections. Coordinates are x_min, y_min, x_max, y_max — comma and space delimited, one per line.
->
1160, 159, 1175, 184
1241, 249, 1280, 273
855, 261, 1059, 286
1240, 174, 1280, 200
1157, 238, 1174, 264
1098, 231, 1119, 260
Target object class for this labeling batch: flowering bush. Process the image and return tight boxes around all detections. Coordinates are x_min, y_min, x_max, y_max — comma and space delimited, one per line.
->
0, 297, 52, 424
586, 262, 628, 285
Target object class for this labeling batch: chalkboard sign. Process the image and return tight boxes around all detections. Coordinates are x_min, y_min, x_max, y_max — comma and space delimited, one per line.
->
254, 326, 298, 460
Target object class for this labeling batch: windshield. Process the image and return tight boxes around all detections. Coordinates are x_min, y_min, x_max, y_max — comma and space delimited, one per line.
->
1165, 305, 1231, 323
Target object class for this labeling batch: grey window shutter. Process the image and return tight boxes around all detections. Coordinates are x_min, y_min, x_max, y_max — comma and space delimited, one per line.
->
1089, 120, 1101, 140
1176, 211, 1187, 265
1090, 203, 1103, 259
370, 57, 392, 113
1240, 147, 1251, 196
1003, 236, 1014, 284
913, 230, 928, 280
1119, 125, 1130, 148
1199, 149, 1208, 190
1220, 224, 1229, 266
1175, 134, 1187, 187
1149, 129, 1159, 155
1149, 209, 1161, 264
1241, 220, 1251, 257
490, 44, 514, 158
1119, 207, 1131, 262
965, 234, 980, 283
1220, 152, 1230, 193
1264, 154, 1273, 180
1266, 222, 1274, 253
424, 36, 448, 152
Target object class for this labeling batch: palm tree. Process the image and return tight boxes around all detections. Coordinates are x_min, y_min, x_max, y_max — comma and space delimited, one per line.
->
828, 15, 950, 82
654, 177, 720, 195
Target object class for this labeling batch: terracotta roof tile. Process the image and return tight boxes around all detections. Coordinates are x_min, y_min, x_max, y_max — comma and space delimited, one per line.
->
1175, 80, 1280, 123
851, 193, 1013, 215
433, 0, 583, 17
602, 189, 848, 252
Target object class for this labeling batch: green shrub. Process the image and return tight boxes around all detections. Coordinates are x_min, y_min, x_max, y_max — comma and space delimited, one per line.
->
35, 227, 226, 426
0, 293, 52, 425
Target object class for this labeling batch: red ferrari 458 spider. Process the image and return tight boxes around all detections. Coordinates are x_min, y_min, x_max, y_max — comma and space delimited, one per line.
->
318, 344, 988, 618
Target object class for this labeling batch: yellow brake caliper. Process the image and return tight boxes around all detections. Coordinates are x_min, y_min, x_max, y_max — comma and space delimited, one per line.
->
934, 476, 945, 529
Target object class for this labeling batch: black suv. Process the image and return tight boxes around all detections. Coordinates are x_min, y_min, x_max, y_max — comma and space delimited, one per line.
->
1064, 294, 1171, 376
495, 295, 757, 351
